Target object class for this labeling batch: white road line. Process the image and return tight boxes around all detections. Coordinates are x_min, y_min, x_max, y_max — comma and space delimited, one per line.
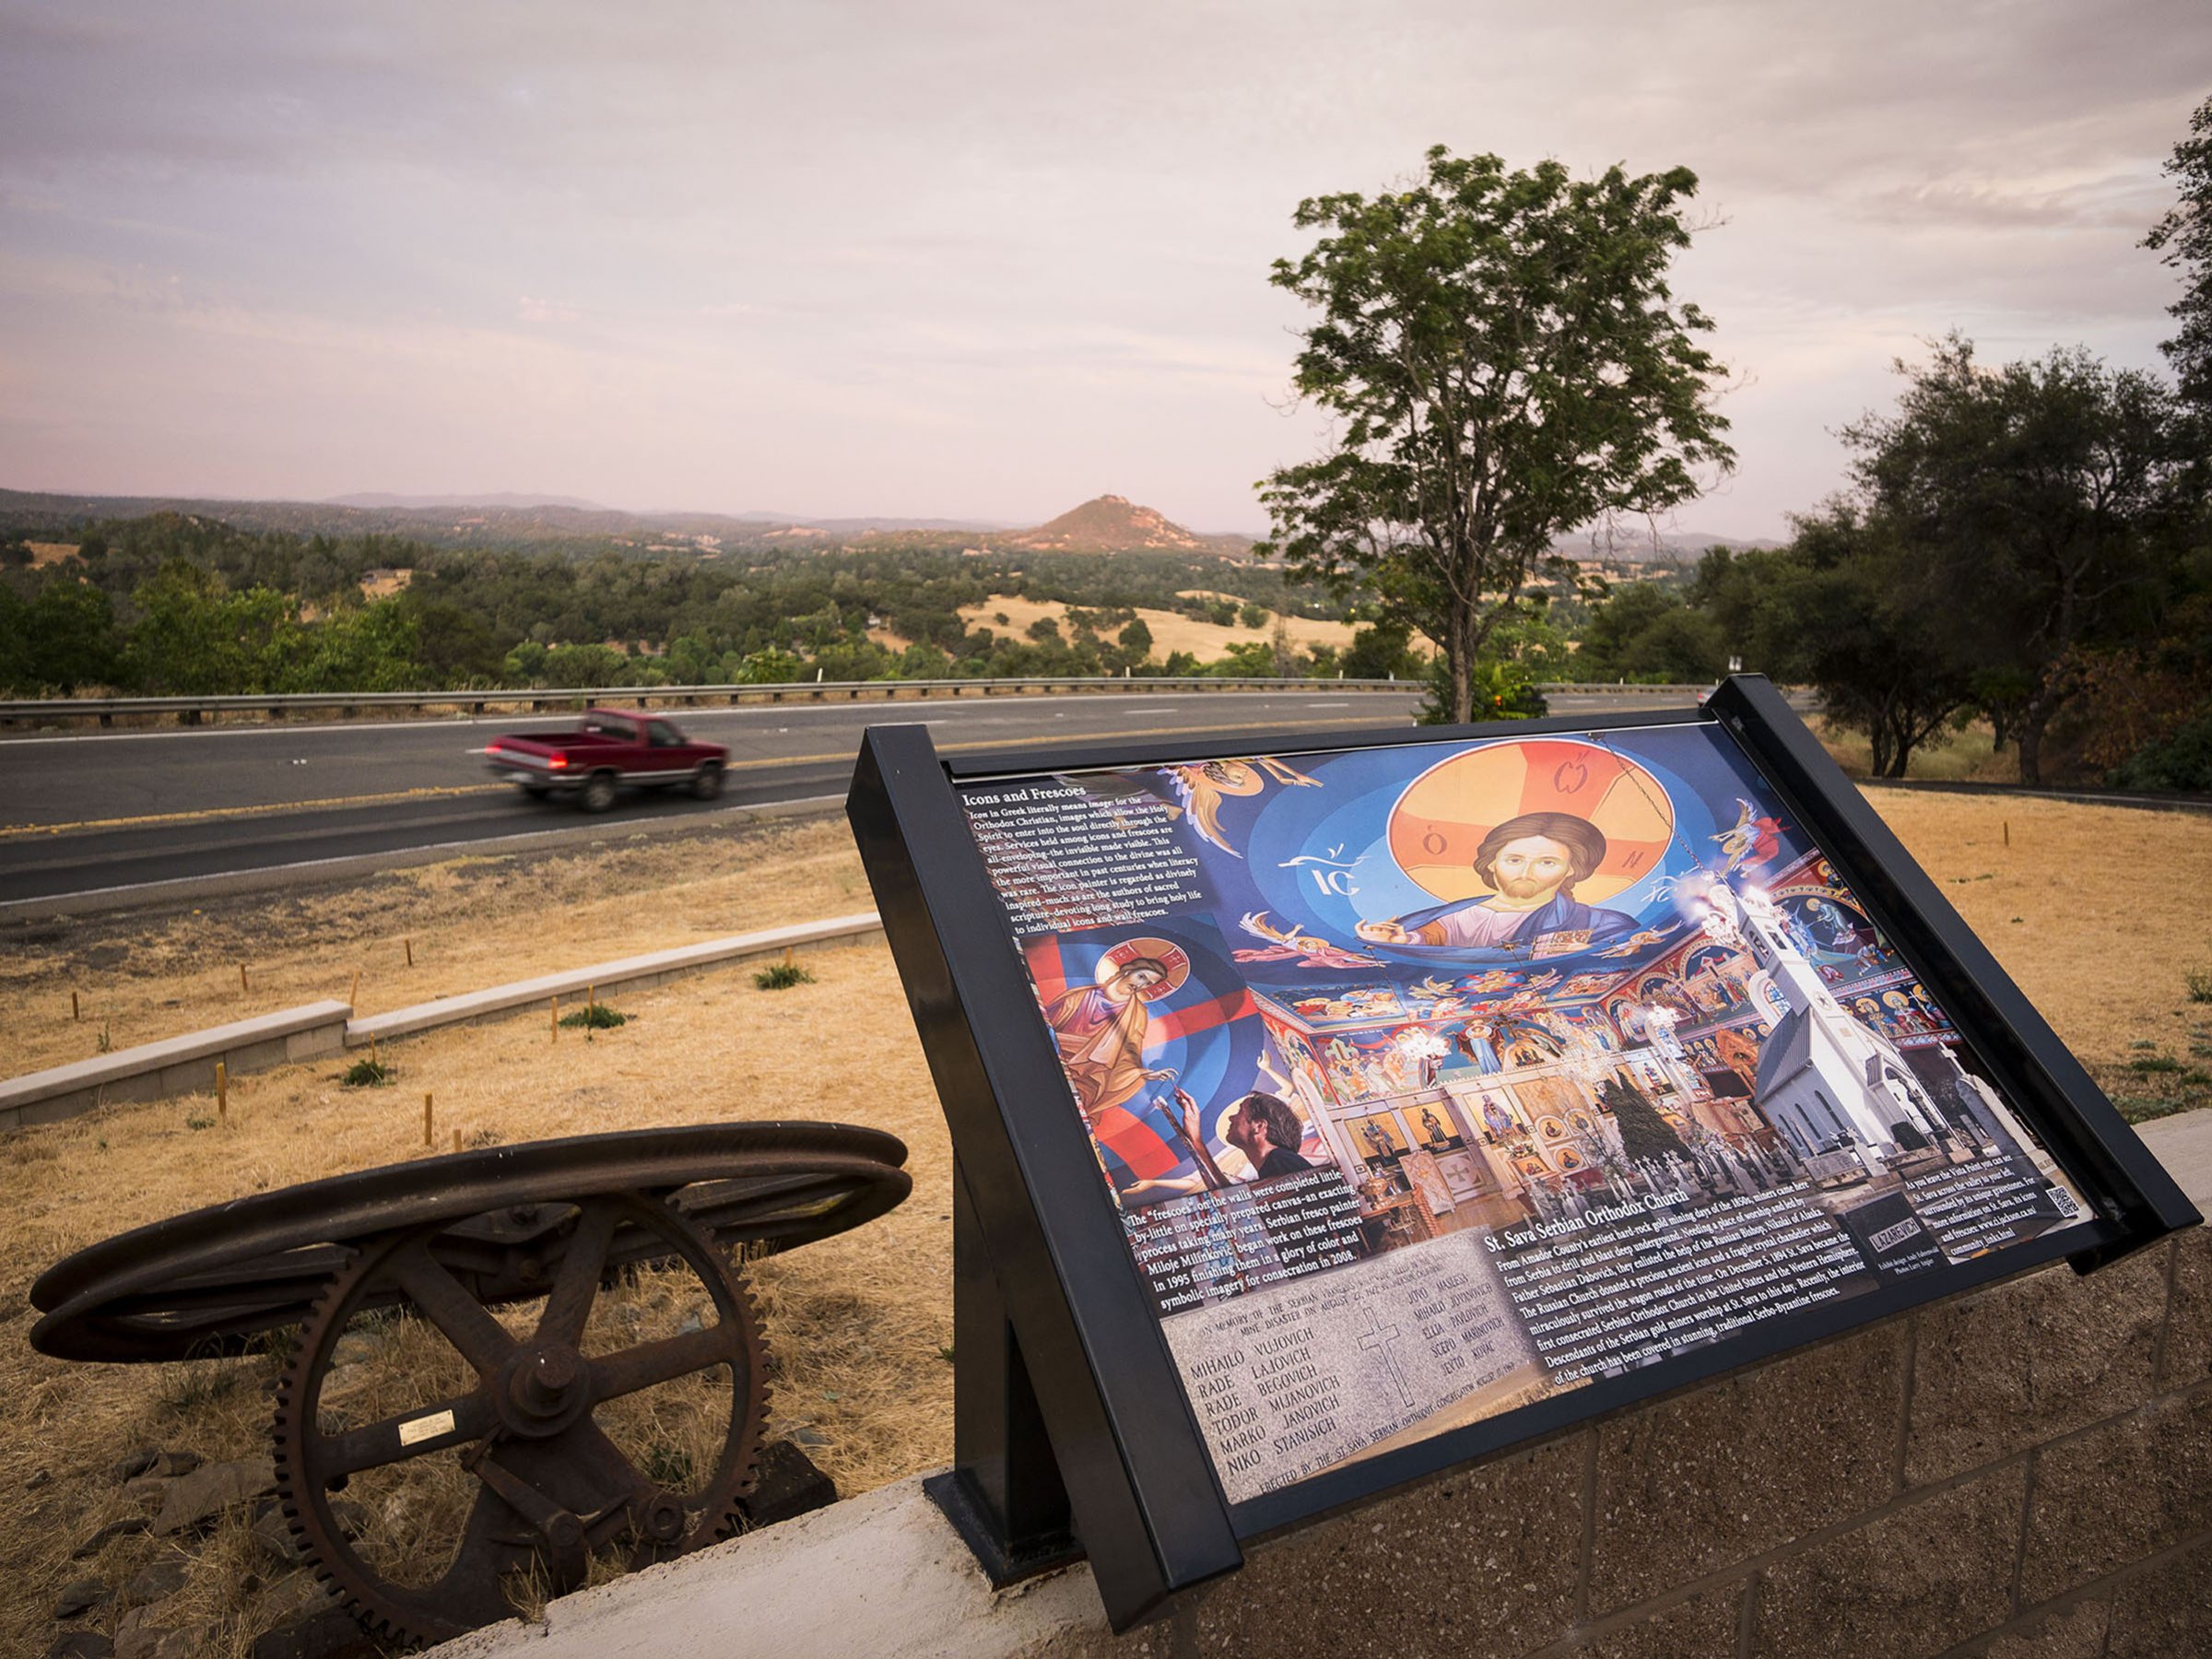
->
0, 794, 846, 914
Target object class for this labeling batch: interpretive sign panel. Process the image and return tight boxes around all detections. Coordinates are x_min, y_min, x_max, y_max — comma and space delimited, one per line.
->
847, 677, 2196, 1628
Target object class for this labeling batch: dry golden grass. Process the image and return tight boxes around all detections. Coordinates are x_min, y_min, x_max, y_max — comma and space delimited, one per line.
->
1, 820, 873, 1077
1, 790, 2206, 1653
0, 820, 947, 1656
1808, 716, 2023, 785
956, 592, 1360, 661
1872, 791, 2212, 1115
26, 542, 81, 569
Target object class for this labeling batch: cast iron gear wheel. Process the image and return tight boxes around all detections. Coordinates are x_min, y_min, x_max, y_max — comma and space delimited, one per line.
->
272, 1189, 767, 1648
30, 1124, 910, 1363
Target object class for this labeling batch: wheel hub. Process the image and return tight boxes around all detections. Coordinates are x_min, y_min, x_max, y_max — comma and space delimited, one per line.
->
500, 1345, 592, 1437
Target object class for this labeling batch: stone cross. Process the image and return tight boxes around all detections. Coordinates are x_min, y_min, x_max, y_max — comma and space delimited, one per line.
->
1359, 1304, 1412, 1406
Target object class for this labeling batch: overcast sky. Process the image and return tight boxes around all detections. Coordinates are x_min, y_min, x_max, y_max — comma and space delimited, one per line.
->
2, 3, 2206, 538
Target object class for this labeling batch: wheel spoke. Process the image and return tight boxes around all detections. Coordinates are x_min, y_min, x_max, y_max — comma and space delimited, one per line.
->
587, 1323, 739, 1402
313, 1391, 498, 1478
389, 1241, 518, 1374
535, 1200, 620, 1348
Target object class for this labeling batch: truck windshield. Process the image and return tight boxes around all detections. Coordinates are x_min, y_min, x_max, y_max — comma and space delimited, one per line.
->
582, 717, 637, 740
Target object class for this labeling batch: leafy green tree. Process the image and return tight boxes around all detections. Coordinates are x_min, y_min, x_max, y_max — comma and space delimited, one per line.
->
1209, 640, 1282, 677
1259, 146, 1735, 724
277, 598, 419, 692
1339, 619, 1425, 681
1602, 1076, 1686, 1164
2110, 706, 2212, 790
735, 648, 805, 683
1117, 617, 1154, 662
1768, 505, 1975, 778
503, 640, 549, 683
2146, 93, 2212, 410
1573, 580, 1725, 683
406, 596, 507, 684
1841, 336, 2196, 783
13, 581, 124, 690
123, 561, 297, 694
1238, 600, 1271, 629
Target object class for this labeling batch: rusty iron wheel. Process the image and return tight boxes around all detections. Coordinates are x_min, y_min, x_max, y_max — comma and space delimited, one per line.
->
273, 1190, 768, 1648
30, 1124, 912, 1364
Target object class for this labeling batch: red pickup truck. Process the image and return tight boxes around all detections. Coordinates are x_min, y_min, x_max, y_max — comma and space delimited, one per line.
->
483, 709, 729, 812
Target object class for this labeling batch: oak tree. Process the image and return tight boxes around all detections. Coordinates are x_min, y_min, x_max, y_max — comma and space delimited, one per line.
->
1259, 147, 1735, 724
2146, 93, 2212, 410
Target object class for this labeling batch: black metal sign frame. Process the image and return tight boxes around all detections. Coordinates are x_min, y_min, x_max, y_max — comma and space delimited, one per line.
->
846, 675, 2197, 1630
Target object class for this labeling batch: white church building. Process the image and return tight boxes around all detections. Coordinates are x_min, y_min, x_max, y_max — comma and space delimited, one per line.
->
1729, 887, 1944, 1166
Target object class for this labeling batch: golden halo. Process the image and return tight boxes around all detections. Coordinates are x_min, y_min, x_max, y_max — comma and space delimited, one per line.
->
1385, 739, 1675, 907
1095, 937, 1191, 1002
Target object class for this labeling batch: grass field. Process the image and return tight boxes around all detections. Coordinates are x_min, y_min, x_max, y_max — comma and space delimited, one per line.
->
953, 592, 1363, 661
2, 794, 2207, 1653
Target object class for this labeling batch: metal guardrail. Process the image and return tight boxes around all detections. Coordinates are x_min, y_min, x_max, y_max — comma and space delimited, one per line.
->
0, 677, 1714, 728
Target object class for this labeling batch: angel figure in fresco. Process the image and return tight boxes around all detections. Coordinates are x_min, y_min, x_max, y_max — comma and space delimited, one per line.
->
1461, 968, 1522, 994
1712, 798, 1786, 875
1560, 972, 1614, 997
1522, 970, 1561, 991
1412, 975, 1461, 1000
1594, 927, 1670, 959
1231, 912, 1381, 970
1159, 756, 1321, 856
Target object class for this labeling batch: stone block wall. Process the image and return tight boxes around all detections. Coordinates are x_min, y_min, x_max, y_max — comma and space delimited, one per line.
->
1060, 1226, 2212, 1659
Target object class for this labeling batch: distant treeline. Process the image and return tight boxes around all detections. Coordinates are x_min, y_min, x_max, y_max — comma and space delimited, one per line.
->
0, 512, 1391, 699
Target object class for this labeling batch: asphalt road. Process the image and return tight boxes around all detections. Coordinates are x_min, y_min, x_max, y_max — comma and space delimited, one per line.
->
0, 688, 1709, 908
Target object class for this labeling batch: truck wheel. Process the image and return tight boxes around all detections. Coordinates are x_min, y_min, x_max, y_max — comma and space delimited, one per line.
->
580, 771, 618, 814
691, 762, 724, 801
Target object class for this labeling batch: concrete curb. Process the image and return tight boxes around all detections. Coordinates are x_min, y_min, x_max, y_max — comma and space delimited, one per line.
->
2, 912, 885, 1128
0, 1001, 352, 1130
349, 912, 885, 1043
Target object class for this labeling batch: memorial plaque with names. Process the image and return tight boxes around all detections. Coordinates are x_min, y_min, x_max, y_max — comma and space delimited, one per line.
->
847, 676, 2197, 1630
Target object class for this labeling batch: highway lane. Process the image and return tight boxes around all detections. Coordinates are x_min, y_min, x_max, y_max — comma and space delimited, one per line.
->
0, 688, 1710, 906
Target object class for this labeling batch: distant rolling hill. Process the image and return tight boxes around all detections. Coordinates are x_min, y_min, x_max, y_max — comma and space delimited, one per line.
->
989, 494, 1254, 557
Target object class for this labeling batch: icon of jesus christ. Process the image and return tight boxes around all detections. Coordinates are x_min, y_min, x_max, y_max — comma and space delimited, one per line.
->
1357, 810, 1639, 951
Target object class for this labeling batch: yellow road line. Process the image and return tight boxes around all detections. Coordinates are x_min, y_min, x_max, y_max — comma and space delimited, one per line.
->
1, 714, 1408, 839
1, 784, 507, 839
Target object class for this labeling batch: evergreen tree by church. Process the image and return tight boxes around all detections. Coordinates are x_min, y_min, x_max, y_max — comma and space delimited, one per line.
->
1602, 1076, 1687, 1163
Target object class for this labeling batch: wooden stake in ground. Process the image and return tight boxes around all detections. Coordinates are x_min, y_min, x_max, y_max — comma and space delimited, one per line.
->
453, 1128, 462, 1153
423, 1091, 434, 1147
405, 936, 414, 968
350, 970, 360, 1009
2004, 820, 2011, 849
371, 1036, 379, 1071
216, 1060, 228, 1125
783, 946, 794, 971
551, 995, 559, 1042
587, 983, 595, 1013
71, 990, 79, 1022
240, 962, 249, 994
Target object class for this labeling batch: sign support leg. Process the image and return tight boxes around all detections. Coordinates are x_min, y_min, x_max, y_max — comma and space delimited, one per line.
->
924, 1163, 1082, 1583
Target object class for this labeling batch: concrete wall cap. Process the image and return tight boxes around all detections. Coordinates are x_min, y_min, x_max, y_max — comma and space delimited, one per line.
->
425, 1472, 1105, 1659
